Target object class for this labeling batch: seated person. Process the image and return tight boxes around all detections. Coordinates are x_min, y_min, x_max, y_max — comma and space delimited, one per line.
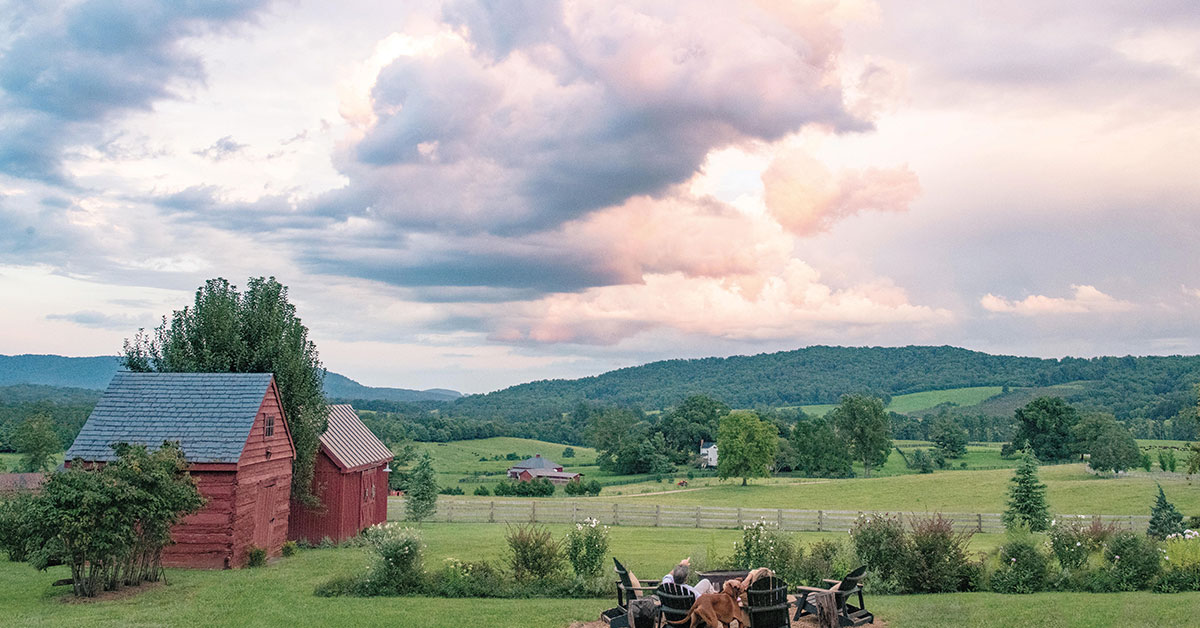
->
661, 558, 715, 596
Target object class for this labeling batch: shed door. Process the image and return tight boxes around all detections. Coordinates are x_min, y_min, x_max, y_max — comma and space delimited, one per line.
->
360, 470, 373, 531
255, 481, 276, 548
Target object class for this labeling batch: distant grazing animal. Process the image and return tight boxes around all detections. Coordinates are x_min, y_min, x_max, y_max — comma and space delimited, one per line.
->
665, 579, 750, 628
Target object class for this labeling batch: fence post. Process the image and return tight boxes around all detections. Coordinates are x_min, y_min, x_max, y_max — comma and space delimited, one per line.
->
778, 508, 784, 528
531, 501, 537, 523
656, 504, 661, 527
447, 501, 453, 523
572, 501, 578, 523
817, 510, 823, 532
977, 513, 983, 533
489, 500, 495, 523
696, 506, 702, 527
738, 508, 743, 527
614, 502, 620, 526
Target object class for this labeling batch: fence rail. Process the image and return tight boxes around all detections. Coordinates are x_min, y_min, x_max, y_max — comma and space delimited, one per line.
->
387, 497, 1150, 534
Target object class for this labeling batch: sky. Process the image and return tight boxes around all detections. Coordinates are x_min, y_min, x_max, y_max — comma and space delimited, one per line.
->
1, 0, 1198, 394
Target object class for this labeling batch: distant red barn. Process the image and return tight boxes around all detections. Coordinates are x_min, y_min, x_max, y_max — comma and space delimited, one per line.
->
66, 372, 294, 569
289, 404, 393, 544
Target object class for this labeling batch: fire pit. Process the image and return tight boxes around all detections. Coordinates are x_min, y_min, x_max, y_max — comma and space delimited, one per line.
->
697, 570, 751, 589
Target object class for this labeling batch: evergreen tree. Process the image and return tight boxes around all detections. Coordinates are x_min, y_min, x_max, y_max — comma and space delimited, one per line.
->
1004, 453, 1050, 532
1147, 485, 1184, 540
405, 452, 438, 523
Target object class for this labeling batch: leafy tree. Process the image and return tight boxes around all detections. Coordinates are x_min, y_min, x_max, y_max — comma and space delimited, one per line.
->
1004, 453, 1050, 532
830, 394, 892, 478
1188, 442, 1200, 476
717, 410, 778, 486
1147, 485, 1184, 540
929, 415, 968, 458
585, 407, 639, 471
1086, 423, 1141, 475
1140, 451, 1153, 472
790, 418, 853, 478
561, 447, 575, 458
405, 452, 438, 523
1158, 450, 1177, 473
909, 449, 934, 473
1011, 397, 1079, 462
122, 277, 328, 505
656, 394, 729, 462
12, 413, 60, 472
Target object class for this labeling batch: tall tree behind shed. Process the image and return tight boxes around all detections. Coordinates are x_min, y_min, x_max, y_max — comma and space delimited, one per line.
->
122, 277, 328, 505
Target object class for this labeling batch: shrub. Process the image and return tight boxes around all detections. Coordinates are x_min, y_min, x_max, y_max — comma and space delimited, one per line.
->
562, 447, 575, 458
247, 546, 267, 567
564, 478, 585, 496
473, 485, 491, 496
494, 481, 516, 496
363, 523, 425, 595
733, 519, 793, 575
564, 518, 609, 579
908, 449, 934, 473
1156, 529, 1200, 592
1048, 519, 1091, 570
796, 538, 855, 588
991, 535, 1048, 594
314, 573, 366, 597
932, 449, 947, 469
505, 524, 563, 582
585, 479, 602, 496
850, 514, 907, 583
429, 558, 506, 597
319, 536, 337, 549
1103, 531, 1162, 591
439, 486, 465, 495
0, 494, 44, 562
1140, 452, 1153, 472
281, 540, 298, 558
1155, 564, 1200, 593
901, 514, 975, 593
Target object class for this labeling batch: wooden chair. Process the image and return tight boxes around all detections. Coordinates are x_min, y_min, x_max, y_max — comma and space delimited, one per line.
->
793, 565, 873, 627
613, 557, 661, 609
744, 575, 792, 628
655, 581, 695, 627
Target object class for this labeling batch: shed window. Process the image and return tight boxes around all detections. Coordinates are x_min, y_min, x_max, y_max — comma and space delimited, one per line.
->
264, 413, 275, 437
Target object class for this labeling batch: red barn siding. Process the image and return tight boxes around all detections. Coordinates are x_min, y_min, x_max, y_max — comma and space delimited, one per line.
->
230, 383, 294, 566
288, 450, 390, 544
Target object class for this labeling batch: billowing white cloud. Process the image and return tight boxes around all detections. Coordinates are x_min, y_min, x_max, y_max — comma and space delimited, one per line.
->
980, 285, 1134, 315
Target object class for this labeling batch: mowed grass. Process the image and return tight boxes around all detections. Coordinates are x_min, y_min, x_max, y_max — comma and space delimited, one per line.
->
0, 451, 63, 472
5, 524, 1199, 628
800, 386, 1004, 416
410, 437, 597, 488
619, 463, 1200, 515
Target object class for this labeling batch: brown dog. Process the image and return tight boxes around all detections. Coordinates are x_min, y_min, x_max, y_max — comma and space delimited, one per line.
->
665, 580, 750, 628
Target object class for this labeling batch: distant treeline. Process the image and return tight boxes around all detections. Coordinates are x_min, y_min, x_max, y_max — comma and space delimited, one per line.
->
0, 385, 100, 452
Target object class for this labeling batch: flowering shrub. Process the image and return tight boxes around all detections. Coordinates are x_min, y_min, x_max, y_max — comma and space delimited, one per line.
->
1155, 529, 1200, 593
733, 519, 794, 575
901, 514, 976, 593
564, 518, 610, 579
363, 523, 424, 595
430, 558, 505, 597
1101, 531, 1161, 591
991, 537, 1048, 594
1048, 519, 1091, 570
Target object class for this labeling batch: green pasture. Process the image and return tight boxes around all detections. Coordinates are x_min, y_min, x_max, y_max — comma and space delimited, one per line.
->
0, 451, 63, 472
801, 385, 1004, 416
408, 437, 598, 488
4, 523, 1199, 627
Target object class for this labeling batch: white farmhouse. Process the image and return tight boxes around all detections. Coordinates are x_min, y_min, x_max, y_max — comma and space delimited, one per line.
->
699, 440, 718, 468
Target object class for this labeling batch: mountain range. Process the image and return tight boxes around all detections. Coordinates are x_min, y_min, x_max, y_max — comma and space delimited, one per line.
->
0, 354, 461, 403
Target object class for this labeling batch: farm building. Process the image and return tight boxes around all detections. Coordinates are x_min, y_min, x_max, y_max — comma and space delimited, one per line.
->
288, 404, 392, 544
507, 454, 580, 484
699, 440, 718, 468
0, 472, 44, 496
65, 372, 294, 569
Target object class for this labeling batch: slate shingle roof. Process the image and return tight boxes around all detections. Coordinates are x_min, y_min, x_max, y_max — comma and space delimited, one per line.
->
512, 454, 559, 470
321, 404, 393, 470
65, 372, 274, 464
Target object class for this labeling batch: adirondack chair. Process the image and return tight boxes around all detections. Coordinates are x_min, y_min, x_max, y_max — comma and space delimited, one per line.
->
743, 575, 792, 628
793, 565, 873, 627
655, 581, 696, 628
613, 557, 661, 609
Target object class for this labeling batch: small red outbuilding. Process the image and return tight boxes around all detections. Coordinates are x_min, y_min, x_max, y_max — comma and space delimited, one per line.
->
288, 404, 393, 544
65, 372, 294, 569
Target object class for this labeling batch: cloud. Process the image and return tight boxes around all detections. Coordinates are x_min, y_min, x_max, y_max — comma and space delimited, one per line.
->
0, 0, 272, 181
193, 135, 247, 161
762, 149, 920, 235
45, 310, 147, 330
318, 0, 872, 235
980, 285, 1134, 315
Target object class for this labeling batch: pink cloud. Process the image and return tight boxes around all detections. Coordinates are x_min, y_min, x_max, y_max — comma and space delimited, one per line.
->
762, 149, 920, 235
980, 285, 1134, 315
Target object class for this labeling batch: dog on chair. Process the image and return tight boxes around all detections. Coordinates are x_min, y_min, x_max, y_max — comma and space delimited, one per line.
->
664, 579, 751, 628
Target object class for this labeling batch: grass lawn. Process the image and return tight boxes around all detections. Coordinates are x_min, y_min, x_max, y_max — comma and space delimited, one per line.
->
0, 451, 63, 472
4, 525, 1199, 627
800, 386, 1005, 416
409, 437, 598, 488
612, 463, 1200, 515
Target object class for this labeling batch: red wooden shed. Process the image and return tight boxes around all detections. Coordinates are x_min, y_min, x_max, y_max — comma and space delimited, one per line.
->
288, 404, 393, 544
65, 372, 294, 569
